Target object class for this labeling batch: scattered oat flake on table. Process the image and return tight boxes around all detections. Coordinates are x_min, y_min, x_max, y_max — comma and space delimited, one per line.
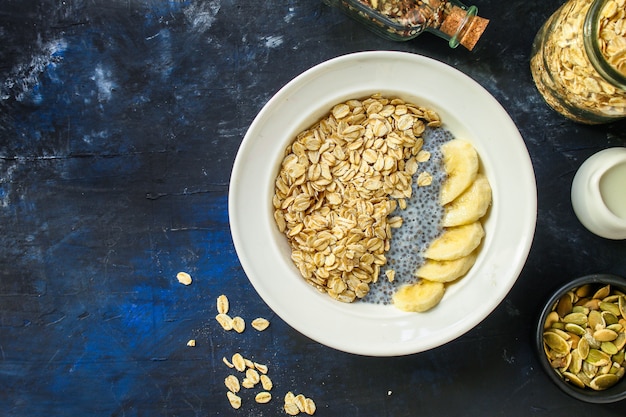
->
255, 391, 272, 404
284, 392, 316, 415
222, 356, 234, 368
224, 375, 240, 393
260, 374, 273, 390
176, 271, 192, 285
226, 391, 242, 409
246, 368, 260, 384
232, 353, 246, 372
284, 402, 300, 416
216, 294, 229, 314
186, 339, 195, 347
251, 317, 270, 331
215, 313, 234, 331
254, 362, 268, 374
232, 316, 245, 333
241, 377, 255, 389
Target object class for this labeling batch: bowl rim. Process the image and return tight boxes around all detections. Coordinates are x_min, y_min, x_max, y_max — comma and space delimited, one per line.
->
535, 273, 626, 403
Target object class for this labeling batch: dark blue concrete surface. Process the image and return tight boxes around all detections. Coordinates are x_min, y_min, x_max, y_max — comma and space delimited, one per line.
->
1, 0, 625, 415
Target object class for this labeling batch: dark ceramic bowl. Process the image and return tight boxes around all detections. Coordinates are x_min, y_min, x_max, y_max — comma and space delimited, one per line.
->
536, 273, 626, 403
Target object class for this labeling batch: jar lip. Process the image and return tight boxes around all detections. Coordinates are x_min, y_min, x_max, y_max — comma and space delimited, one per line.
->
584, 0, 626, 89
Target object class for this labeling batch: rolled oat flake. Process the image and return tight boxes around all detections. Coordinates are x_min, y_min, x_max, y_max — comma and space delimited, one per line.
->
323, 0, 489, 50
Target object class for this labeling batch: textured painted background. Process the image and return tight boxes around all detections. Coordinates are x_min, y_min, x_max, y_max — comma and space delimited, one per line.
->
1, 0, 626, 415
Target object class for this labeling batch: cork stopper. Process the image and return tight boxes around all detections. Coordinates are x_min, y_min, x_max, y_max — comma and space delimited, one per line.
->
440, 6, 489, 51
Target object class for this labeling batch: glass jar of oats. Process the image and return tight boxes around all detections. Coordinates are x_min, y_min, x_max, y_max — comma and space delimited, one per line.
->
323, 0, 489, 50
530, 0, 626, 124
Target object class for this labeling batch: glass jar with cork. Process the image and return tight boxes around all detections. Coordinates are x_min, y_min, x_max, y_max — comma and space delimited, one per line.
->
530, 0, 626, 124
323, 0, 490, 51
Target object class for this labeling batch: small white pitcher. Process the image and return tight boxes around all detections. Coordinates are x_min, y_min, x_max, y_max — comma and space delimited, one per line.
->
571, 147, 626, 240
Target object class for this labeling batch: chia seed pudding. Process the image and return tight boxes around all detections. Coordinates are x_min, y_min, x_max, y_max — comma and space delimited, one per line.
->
363, 126, 454, 304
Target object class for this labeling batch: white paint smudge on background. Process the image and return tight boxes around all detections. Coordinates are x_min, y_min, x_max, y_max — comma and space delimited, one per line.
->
1, 38, 67, 102
284, 6, 296, 23
92, 64, 116, 102
82, 130, 110, 145
0, 162, 18, 208
183, 0, 221, 32
263, 35, 284, 48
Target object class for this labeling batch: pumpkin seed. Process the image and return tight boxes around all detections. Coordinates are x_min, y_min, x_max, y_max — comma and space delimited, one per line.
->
590, 373, 619, 390
600, 301, 621, 316
565, 323, 586, 336
544, 311, 560, 329
544, 332, 570, 356
601, 341, 619, 355
599, 362, 613, 375
582, 361, 598, 379
609, 363, 621, 375
562, 371, 586, 388
588, 309, 605, 331
569, 349, 583, 374
552, 353, 572, 370
568, 333, 581, 349
578, 336, 590, 359
546, 327, 571, 340
583, 298, 601, 310
577, 371, 593, 387
614, 333, 626, 351
607, 323, 623, 332
557, 294, 573, 317
593, 285, 611, 300
594, 328, 618, 342
563, 312, 588, 327
586, 349, 611, 367
572, 305, 590, 315
576, 284, 592, 298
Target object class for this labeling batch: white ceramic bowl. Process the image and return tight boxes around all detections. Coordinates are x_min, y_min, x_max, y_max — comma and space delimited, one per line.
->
229, 51, 536, 356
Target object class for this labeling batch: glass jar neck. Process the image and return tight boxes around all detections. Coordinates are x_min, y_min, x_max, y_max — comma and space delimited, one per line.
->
433, 4, 487, 50
584, 0, 626, 90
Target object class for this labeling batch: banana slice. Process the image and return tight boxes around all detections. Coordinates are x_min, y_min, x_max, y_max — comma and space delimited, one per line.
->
392, 279, 446, 312
423, 222, 484, 261
441, 174, 492, 227
415, 251, 479, 283
440, 139, 479, 205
